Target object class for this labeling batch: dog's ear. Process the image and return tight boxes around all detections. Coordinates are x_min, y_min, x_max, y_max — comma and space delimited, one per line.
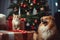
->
40, 17, 43, 21
13, 14, 16, 17
49, 16, 55, 21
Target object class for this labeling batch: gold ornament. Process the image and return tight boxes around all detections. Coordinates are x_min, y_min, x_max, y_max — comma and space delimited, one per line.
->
30, 3, 33, 6
25, 10, 27, 12
27, 12, 30, 16
40, 7, 44, 11
33, 23, 35, 25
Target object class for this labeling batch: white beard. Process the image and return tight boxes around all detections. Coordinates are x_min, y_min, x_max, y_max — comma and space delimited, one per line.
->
38, 25, 54, 40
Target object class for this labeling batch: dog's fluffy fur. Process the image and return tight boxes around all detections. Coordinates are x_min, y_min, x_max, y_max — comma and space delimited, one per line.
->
12, 14, 20, 30
33, 16, 60, 40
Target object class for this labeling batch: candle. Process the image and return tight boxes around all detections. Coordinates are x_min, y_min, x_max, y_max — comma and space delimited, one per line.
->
18, 7, 21, 16
29, 0, 30, 3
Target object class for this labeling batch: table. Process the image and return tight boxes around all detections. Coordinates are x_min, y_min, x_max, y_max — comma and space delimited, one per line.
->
0, 30, 35, 40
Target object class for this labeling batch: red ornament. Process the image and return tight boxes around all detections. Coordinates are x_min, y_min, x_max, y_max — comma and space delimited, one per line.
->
23, 4, 27, 8
33, 0, 36, 4
34, 19, 37, 23
31, 25, 35, 30
20, 18, 26, 22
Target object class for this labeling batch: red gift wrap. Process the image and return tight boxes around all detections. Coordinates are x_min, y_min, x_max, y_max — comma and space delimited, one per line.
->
0, 30, 35, 40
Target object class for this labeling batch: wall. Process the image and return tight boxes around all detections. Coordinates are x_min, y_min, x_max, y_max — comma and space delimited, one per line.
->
0, 0, 10, 17
48, 0, 58, 16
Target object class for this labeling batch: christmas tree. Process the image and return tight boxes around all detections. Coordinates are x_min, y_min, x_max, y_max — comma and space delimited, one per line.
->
8, 0, 50, 30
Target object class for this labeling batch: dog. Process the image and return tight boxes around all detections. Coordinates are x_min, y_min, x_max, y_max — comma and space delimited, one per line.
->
33, 16, 60, 40
12, 14, 20, 30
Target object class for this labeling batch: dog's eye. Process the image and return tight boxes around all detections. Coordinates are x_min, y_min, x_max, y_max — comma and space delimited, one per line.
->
41, 19, 43, 21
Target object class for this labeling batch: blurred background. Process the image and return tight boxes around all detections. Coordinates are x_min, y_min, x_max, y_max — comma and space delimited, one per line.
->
0, 0, 60, 31
0, 0, 59, 17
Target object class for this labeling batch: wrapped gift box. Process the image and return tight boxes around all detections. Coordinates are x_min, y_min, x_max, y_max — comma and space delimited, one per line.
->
0, 30, 35, 40
27, 32, 33, 40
